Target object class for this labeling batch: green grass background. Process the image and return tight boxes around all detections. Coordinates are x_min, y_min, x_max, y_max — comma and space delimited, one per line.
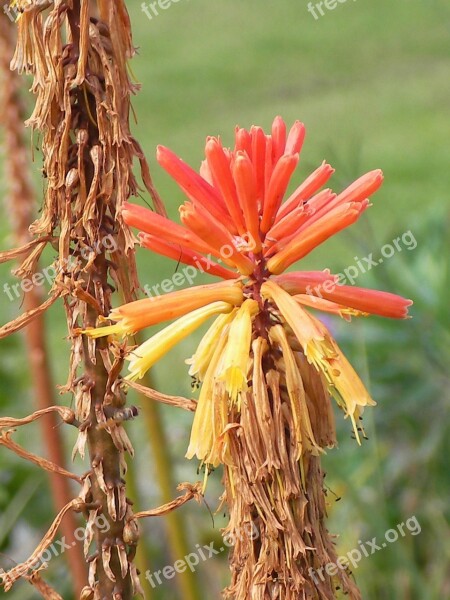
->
0, 0, 449, 598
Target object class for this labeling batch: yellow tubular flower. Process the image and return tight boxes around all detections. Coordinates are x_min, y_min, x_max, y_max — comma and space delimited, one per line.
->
269, 325, 321, 459
307, 313, 376, 444
185, 331, 229, 466
262, 280, 374, 443
186, 310, 236, 381
261, 280, 325, 351
218, 299, 259, 403
125, 301, 233, 381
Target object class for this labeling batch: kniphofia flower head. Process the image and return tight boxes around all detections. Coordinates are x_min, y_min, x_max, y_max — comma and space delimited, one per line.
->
87, 115, 411, 440
85, 117, 412, 598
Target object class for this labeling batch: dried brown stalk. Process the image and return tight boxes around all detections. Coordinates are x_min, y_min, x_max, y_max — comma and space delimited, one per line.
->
0, 12, 87, 595
0, 0, 171, 597
222, 327, 361, 600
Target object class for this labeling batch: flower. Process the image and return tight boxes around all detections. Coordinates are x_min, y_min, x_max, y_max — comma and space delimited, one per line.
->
86, 116, 412, 446
126, 301, 234, 381
84, 117, 413, 597
83, 281, 243, 338
218, 299, 259, 403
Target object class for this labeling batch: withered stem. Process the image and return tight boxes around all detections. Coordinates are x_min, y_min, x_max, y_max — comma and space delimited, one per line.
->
0, 13, 87, 595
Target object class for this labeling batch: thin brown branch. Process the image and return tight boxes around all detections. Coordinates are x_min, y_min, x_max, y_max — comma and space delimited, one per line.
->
0, 293, 61, 339
134, 482, 203, 519
125, 380, 197, 412
0, 498, 82, 592
0, 406, 76, 429
0, 430, 83, 483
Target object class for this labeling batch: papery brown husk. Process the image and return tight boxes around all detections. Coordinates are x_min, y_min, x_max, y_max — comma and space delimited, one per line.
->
222, 331, 361, 600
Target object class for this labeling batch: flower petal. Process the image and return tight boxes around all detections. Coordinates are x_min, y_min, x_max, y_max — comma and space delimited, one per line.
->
316, 285, 412, 319
138, 233, 237, 280
285, 120, 306, 155
261, 153, 299, 234
180, 202, 255, 275
267, 201, 369, 274
218, 299, 259, 402
126, 301, 233, 380
234, 126, 252, 157
275, 161, 335, 223
205, 138, 246, 234
88, 281, 243, 337
186, 311, 236, 380
275, 272, 413, 319
271, 115, 287, 163
305, 169, 383, 228
251, 126, 266, 210
157, 145, 236, 233
122, 202, 214, 257
186, 332, 229, 465
233, 152, 262, 252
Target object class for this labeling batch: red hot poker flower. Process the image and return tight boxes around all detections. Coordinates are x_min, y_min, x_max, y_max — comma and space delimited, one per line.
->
87, 116, 411, 439
85, 117, 413, 599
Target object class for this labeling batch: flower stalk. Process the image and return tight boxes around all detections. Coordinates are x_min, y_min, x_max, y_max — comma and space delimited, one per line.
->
0, 0, 171, 597
0, 12, 87, 595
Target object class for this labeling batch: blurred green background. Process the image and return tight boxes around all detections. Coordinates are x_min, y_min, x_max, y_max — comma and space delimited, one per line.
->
0, 0, 449, 598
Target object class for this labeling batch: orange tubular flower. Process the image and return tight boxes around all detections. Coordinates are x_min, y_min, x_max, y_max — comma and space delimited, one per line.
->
84, 281, 244, 338
205, 137, 246, 235
233, 152, 262, 252
275, 272, 412, 319
267, 200, 370, 274
275, 160, 335, 223
260, 152, 299, 233
85, 116, 412, 600
138, 233, 237, 280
